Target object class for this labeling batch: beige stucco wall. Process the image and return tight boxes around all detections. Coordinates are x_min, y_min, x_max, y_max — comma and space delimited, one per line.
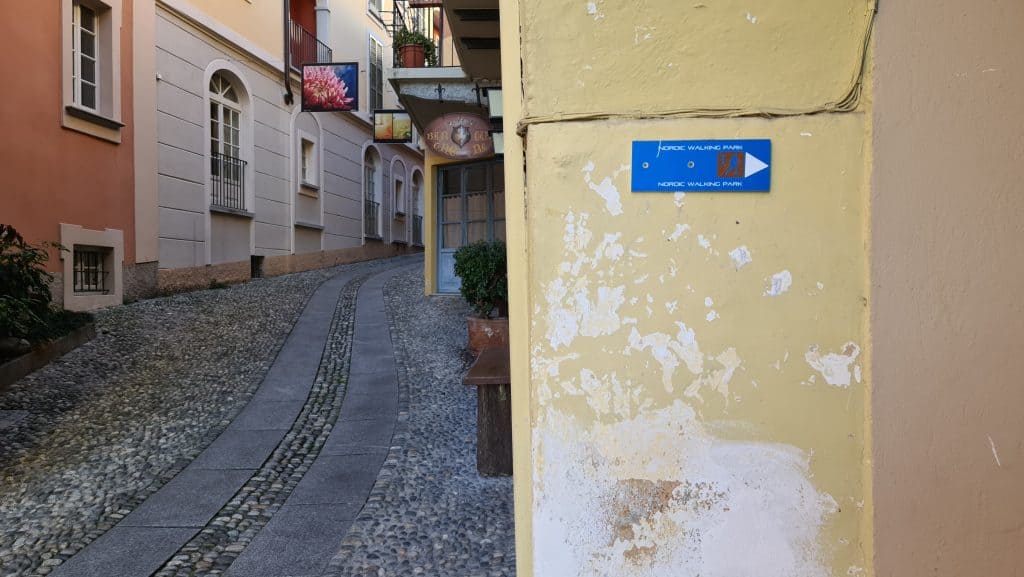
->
871, 1, 1024, 576
504, 1, 876, 576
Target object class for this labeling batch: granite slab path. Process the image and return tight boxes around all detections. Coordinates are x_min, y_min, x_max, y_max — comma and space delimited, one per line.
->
51, 260, 416, 577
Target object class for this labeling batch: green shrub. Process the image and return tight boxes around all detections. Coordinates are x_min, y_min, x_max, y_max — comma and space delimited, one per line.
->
0, 224, 59, 339
453, 240, 507, 318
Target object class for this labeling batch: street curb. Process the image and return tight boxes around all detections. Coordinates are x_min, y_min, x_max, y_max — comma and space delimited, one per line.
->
0, 323, 96, 392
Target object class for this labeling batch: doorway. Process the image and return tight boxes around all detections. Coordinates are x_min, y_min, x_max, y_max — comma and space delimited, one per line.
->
437, 159, 505, 293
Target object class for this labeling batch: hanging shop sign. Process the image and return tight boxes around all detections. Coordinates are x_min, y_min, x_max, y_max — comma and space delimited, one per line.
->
631, 139, 772, 192
301, 63, 359, 112
424, 113, 494, 160
373, 110, 414, 144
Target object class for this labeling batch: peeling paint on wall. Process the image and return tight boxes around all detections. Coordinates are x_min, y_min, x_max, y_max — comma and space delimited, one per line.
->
805, 342, 861, 387
764, 270, 793, 296
534, 403, 839, 577
728, 246, 752, 269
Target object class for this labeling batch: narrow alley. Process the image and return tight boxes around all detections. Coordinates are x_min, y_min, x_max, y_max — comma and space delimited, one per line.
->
0, 256, 514, 577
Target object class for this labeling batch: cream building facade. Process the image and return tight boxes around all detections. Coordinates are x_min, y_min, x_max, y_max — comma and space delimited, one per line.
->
152, 0, 425, 290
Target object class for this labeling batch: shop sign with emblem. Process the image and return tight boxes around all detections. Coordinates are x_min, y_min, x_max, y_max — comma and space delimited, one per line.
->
424, 114, 494, 160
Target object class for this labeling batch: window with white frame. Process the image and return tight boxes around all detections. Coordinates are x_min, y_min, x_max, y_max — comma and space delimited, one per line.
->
300, 137, 318, 188
368, 0, 382, 16
368, 37, 384, 111
394, 179, 406, 217
72, 3, 99, 110
209, 73, 246, 210
63, 0, 123, 140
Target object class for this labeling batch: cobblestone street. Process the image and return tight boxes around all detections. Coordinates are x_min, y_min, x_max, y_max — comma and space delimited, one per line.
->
0, 256, 514, 577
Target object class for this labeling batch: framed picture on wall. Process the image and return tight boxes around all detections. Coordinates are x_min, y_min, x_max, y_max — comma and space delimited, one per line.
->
373, 110, 414, 143
301, 63, 358, 112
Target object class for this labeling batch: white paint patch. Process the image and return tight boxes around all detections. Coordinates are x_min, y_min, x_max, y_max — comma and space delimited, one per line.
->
746, 12, 758, 23
704, 297, 714, 307
705, 310, 719, 322
698, 235, 712, 250
729, 246, 752, 270
668, 223, 690, 241
800, 132, 813, 137
533, 403, 838, 577
582, 162, 624, 216
988, 435, 1002, 467
665, 301, 678, 314
544, 213, 629, 350
764, 270, 793, 296
805, 342, 861, 387
674, 192, 686, 207
685, 348, 741, 402
634, 274, 649, 285
626, 323, 703, 392
816, 281, 825, 290
585, 1, 604, 20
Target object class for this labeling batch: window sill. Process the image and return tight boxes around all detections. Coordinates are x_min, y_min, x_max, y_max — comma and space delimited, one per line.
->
299, 183, 320, 198
62, 106, 123, 143
364, 234, 383, 242
295, 221, 325, 231
210, 205, 255, 219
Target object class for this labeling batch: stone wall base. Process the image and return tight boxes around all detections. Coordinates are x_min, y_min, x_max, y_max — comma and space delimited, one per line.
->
125, 261, 159, 302
158, 242, 421, 294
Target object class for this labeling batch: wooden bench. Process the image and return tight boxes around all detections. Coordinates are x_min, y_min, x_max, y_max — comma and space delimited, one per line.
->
462, 346, 512, 476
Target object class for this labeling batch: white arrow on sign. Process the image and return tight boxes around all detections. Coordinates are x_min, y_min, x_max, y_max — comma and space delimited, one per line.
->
744, 153, 769, 178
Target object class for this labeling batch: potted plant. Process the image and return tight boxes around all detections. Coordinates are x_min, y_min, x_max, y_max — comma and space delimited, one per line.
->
453, 240, 508, 354
394, 29, 437, 68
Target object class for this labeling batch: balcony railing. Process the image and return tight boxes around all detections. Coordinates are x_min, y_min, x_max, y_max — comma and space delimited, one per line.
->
412, 215, 423, 245
365, 200, 380, 238
211, 152, 247, 211
391, 1, 443, 68
290, 20, 332, 70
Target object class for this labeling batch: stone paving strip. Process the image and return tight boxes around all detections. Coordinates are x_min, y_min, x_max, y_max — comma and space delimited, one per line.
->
325, 270, 515, 577
0, 256, 416, 577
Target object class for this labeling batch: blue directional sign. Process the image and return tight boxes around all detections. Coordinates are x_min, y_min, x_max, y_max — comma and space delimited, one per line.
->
631, 139, 771, 192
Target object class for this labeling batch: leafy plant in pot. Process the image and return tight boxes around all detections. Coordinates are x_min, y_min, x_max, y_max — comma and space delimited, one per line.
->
453, 240, 508, 354
394, 29, 437, 68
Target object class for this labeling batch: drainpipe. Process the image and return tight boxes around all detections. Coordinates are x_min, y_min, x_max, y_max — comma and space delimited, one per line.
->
282, 0, 294, 105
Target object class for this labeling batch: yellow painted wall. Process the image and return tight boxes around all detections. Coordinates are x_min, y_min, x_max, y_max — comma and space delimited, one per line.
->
422, 149, 442, 294
503, 1, 876, 576
184, 0, 283, 57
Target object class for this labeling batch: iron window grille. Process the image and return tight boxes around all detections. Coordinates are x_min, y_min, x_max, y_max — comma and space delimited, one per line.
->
73, 247, 108, 293
211, 152, 247, 211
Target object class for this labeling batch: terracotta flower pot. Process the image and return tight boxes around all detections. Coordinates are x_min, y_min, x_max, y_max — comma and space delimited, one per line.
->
466, 316, 509, 355
399, 44, 426, 68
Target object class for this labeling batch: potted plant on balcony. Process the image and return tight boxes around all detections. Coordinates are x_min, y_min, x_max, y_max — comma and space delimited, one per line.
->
394, 29, 437, 68
453, 240, 508, 354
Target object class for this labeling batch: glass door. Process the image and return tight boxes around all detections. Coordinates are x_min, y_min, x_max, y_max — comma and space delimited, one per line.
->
436, 159, 506, 294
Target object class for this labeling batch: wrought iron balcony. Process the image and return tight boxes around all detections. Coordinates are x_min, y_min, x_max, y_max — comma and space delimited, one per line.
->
211, 152, 247, 211
289, 20, 332, 70
365, 200, 381, 238
413, 215, 423, 245
391, 1, 443, 68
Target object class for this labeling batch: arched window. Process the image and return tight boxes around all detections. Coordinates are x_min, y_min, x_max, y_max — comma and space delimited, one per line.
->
364, 147, 382, 238
209, 73, 246, 210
